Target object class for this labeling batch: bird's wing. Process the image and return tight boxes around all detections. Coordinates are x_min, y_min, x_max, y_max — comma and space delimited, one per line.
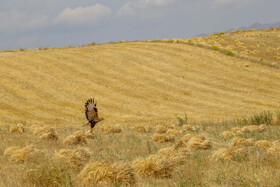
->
85, 98, 98, 121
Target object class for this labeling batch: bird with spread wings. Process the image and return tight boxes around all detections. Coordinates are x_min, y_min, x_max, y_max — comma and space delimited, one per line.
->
84, 98, 104, 132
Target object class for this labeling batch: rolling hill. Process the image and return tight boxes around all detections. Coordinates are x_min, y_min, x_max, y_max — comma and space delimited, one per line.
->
1, 33, 280, 127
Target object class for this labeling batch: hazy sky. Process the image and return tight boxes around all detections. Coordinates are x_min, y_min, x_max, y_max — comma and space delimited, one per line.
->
1, 0, 280, 50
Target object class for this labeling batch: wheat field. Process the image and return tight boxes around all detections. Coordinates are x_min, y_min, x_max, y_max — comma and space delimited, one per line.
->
1, 29, 280, 186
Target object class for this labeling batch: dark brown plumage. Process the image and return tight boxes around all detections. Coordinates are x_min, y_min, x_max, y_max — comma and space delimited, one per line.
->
84, 98, 104, 132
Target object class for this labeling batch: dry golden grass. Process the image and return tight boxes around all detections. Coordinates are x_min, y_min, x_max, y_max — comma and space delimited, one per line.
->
1, 29, 280, 186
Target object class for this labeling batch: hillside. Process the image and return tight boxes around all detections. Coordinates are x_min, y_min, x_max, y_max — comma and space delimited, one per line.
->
187, 28, 280, 68
0, 38, 280, 127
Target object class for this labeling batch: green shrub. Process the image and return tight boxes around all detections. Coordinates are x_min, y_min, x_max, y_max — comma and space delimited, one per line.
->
250, 111, 273, 125
211, 46, 220, 51
225, 50, 234, 56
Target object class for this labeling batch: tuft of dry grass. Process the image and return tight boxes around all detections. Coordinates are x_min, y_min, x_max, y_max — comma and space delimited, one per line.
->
231, 137, 255, 147
9, 124, 25, 134
212, 148, 248, 161
30, 125, 58, 140
101, 124, 122, 134
63, 131, 87, 146
132, 154, 174, 178
3, 145, 43, 163
155, 125, 167, 133
152, 133, 175, 143
255, 140, 273, 149
221, 131, 235, 139
112, 162, 136, 185
77, 162, 117, 185
266, 142, 280, 158
182, 134, 211, 149
133, 125, 151, 133
182, 124, 195, 131
85, 130, 95, 139
52, 147, 91, 169
241, 124, 267, 134
166, 129, 182, 136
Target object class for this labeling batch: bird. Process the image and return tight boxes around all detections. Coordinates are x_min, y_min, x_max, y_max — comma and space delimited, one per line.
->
84, 98, 104, 133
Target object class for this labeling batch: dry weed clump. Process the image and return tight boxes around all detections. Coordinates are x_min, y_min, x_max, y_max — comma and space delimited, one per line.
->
132, 154, 174, 178
9, 123, 25, 134
221, 131, 235, 139
182, 125, 195, 131
112, 162, 136, 185
231, 137, 255, 147
155, 125, 167, 133
182, 134, 211, 149
101, 124, 122, 134
212, 148, 248, 161
152, 133, 175, 143
255, 140, 273, 149
53, 147, 91, 169
133, 125, 151, 133
77, 162, 116, 185
63, 131, 87, 146
3, 145, 42, 163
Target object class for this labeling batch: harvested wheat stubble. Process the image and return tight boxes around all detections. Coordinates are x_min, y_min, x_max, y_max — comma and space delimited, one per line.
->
132, 154, 174, 179
9, 123, 25, 134
221, 131, 235, 139
182, 134, 211, 149
231, 137, 255, 147
53, 147, 91, 169
101, 124, 122, 134
77, 162, 117, 185
63, 131, 87, 145
133, 125, 151, 133
212, 148, 248, 161
152, 133, 175, 143
255, 140, 273, 149
155, 125, 167, 133
3, 145, 42, 163
112, 162, 136, 185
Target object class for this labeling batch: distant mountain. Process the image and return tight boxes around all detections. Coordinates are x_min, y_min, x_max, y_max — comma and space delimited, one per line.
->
225, 21, 280, 32
194, 21, 280, 37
